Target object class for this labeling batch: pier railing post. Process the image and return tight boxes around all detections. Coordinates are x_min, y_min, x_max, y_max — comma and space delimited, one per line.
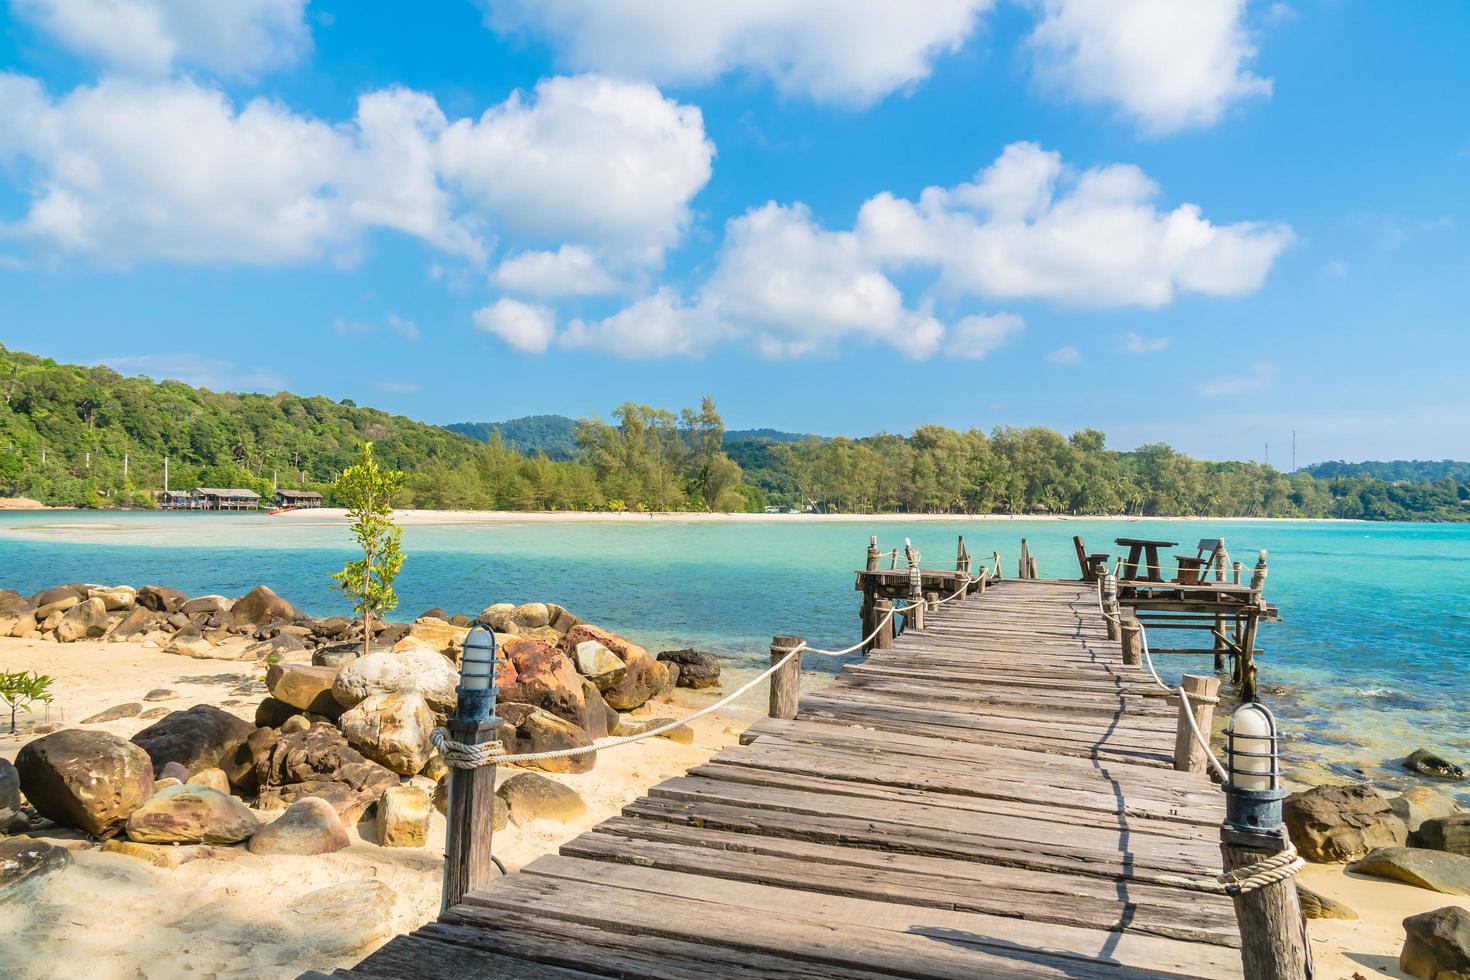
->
1120, 615, 1142, 666
866, 535, 880, 572
768, 635, 803, 720
442, 627, 501, 912
1173, 674, 1221, 774
905, 539, 924, 631
873, 599, 895, 650
1019, 538, 1031, 579
1102, 573, 1120, 641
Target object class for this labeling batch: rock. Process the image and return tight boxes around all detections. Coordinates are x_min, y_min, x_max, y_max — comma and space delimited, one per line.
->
125, 783, 259, 845
251, 632, 308, 660
1401, 906, 1470, 980
0, 838, 71, 904
432, 776, 509, 830
1393, 787, 1462, 834
376, 786, 430, 847
1284, 784, 1407, 863
255, 697, 300, 729
164, 633, 216, 659
280, 714, 311, 734
159, 761, 190, 782
185, 767, 231, 795
0, 758, 21, 828
660, 662, 681, 694
549, 605, 582, 634
311, 616, 354, 638
392, 617, 469, 656
561, 624, 667, 711
338, 691, 435, 776
422, 752, 448, 782
448, 613, 472, 627
138, 706, 170, 719
154, 777, 183, 791
376, 622, 411, 646
230, 585, 301, 629
312, 641, 363, 669
476, 603, 516, 631
613, 715, 693, 744
82, 702, 143, 724
497, 703, 596, 774
265, 663, 341, 715
658, 649, 721, 689
34, 594, 80, 619
1406, 749, 1466, 782
1297, 883, 1357, 920
253, 723, 399, 822
15, 729, 156, 836
87, 586, 136, 612
247, 797, 349, 855
137, 585, 189, 613
285, 880, 398, 957
109, 606, 163, 641
571, 639, 626, 692
419, 607, 450, 623
1414, 814, 1470, 856
131, 705, 256, 785
510, 602, 552, 629
100, 838, 217, 868
332, 648, 460, 714
1352, 847, 1470, 896
143, 688, 179, 703
56, 597, 109, 642
180, 594, 232, 615
2, 610, 38, 638
499, 637, 595, 730
497, 772, 587, 827
581, 680, 614, 739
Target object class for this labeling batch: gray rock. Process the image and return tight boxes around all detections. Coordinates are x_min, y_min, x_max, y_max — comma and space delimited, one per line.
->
1352, 847, 1470, 896
55, 597, 109, 642
125, 783, 260, 845
180, 594, 232, 616
15, 729, 156, 835
1406, 749, 1466, 782
143, 688, 179, 703
247, 796, 349, 855
0, 759, 21, 829
82, 702, 144, 724
571, 639, 626, 692
497, 772, 587, 827
109, 605, 162, 642
130, 704, 256, 785
338, 691, 435, 776
1297, 883, 1357, 920
658, 649, 722, 689
0, 838, 71, 904
137, 585, 189, 613
1284, 783, 1407, 863
1414, 814, 1470, 856
332, 648, 459, 714
311, 641, 362, 669
1401, 905, 1470, 980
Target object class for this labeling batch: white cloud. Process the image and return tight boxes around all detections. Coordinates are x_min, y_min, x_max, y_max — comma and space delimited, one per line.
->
1121, 331, 1170, 354
1026, 0, 1271, 134
385, 313, 420, 340
858, 142, 1292, 307
95, 353, 283, 391
482, 0, 990, 104
334, 313, 421, 341
0, 73, 712, 269
560, 288, 719, 358
1046, 345, 1081, 364
1202, 361, 1276, 397
439, 75, 713, 262
13, 0, 310, 78
491, 244, 619, 296
473, 298, 557, 354
946, 313, 1024, 359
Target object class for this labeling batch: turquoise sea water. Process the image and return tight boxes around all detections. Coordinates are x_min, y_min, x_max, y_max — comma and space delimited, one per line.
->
2, 511, 1466, 792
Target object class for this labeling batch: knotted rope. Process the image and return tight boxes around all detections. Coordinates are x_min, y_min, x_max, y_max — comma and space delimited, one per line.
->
1217, 844, 1305, 896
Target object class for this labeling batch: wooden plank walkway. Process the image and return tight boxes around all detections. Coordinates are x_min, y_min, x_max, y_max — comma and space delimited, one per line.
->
328, 578, 1239, 979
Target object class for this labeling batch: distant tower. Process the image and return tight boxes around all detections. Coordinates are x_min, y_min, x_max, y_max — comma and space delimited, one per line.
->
1291, 430, 1297, 473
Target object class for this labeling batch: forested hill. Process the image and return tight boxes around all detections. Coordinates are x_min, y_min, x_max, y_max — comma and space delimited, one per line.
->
1303, 459, 1470, 483
0, 344, 477, 506
444, 416, 579, 460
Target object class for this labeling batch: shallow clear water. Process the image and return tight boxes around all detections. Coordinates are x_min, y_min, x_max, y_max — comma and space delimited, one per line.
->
2, 511, 1466, 792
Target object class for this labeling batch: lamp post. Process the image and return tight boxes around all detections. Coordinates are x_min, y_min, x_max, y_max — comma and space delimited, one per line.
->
1221, 701, 1312, 979
441, 626, 501, 912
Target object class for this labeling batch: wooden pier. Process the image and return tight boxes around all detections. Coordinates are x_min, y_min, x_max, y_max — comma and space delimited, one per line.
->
326, 575, 1252, 979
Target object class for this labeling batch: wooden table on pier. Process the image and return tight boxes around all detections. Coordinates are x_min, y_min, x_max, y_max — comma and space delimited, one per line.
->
327, 579, 1240, 979
1115, 537, 1178, 582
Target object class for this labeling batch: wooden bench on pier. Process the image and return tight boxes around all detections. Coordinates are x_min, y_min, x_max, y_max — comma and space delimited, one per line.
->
324, 578, 1252, 979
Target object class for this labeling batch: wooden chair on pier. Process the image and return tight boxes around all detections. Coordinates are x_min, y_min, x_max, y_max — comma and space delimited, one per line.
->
1175, 538, 1227, 585
1072, 535, 1110, 582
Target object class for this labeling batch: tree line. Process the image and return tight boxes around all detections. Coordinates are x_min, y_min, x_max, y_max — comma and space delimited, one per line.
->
1, 343, 1466, 521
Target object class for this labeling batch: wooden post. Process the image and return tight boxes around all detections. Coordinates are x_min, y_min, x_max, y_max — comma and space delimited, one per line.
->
925, 590, 939, 612
1018, 539, 1031, 579
1250, 550, 1269, 594
1027, 555, 1039, 579
873, 599, 895, 649
865, 535, 880, 572
1173, 674, 1221, 774
1213, 613, 1227, 671
768, 635, 803, 720
442, 629, 502, 912
1120, 615, 1142, 666
1220, 832, 1313, 979
1102, 573, 1120, 641
1232, 561, 1244, 585
992, 551, 1001, 580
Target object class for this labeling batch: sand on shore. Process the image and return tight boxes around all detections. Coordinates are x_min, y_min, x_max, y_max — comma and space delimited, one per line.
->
0, 636, 758, 979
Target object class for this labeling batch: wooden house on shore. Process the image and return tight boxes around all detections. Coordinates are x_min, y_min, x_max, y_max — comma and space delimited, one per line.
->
273, 489, 324, 509
192, 487, 261, 511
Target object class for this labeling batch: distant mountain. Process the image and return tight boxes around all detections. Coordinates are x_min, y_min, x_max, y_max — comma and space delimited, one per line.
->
725, 428, 820, 444
444, 415, 579, 460
1303, 459, 1470, 483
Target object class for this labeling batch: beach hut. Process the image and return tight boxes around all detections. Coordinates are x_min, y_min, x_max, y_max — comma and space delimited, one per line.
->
192, 487, 261, 511
156, 490, 192, 510
273, 489, 324, 509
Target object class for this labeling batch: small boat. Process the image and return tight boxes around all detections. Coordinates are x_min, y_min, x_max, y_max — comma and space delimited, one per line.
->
267, 506, 295, 516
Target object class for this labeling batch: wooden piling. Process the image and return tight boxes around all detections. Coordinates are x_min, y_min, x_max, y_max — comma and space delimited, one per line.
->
1120, 615, 1142, 666
873, 599, 895, 649
1221, 831, 1313, 979
865, 535, 880, 572
768, 635, 803, 720
1018, 539, 1031, 579
441, 714, 501, 911
1173, 674, 1221, 774
925, 590, 939, 612
1213, 613, 1227, 671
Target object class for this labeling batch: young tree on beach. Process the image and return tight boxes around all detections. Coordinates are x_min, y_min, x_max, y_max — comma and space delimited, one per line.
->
331, 442, 406, 657
0, 669, 53, 734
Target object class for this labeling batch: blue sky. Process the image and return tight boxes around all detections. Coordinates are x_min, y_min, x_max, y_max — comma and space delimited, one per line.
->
1, 1, 1466, 464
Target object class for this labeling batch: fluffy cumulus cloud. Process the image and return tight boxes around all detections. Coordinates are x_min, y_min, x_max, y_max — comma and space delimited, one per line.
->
12, 0, 310, 78
491, 245, 619, 296
1026, 0, 1272, 134
0, 73, 712, 268
560, 288, 719, 358
946, 313, 1025, 359
482, 0, 990, 104
472, 298, 557, 354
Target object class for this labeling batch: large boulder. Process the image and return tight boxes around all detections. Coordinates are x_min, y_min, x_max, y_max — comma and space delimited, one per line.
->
1284, 784, 1407, 863
163, 633, 216, 659
499, 637, 594, 731
0, 838, 72, 904
561, 624, 666, 711
1352, 848, 1470, 896
230, 585, 302, 629
497, 703, 596, 775
376, 786, 430, 847
55, 597, 109, 642
247, 796, 349, 855
1296, 883, 1357, 920
31, 584, 87, 614
510, 602, 551, 629
1401, 906, 1470, 980
497, 772, 587, 827
124, 783, 259, 845
1394, 787, 1461, 835
658, 649, 721, 689
570, 640, 626, 692
265, 663, 341, 715
1414, 814, 1470, 856
109, 606, 164, 642
0, 758, 21, 829
130, 705, 256, 784
14, 729, 155, 836
338, 691, 435, 776
332, 648, 459, 714
581, 679, 615, 739
87, 586, 136, 612
137, 584, 189, 613
392, 618, 469, 656
1405, 749, 1466, 782
253, 723, 399, 822
477, 603, 516, 632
